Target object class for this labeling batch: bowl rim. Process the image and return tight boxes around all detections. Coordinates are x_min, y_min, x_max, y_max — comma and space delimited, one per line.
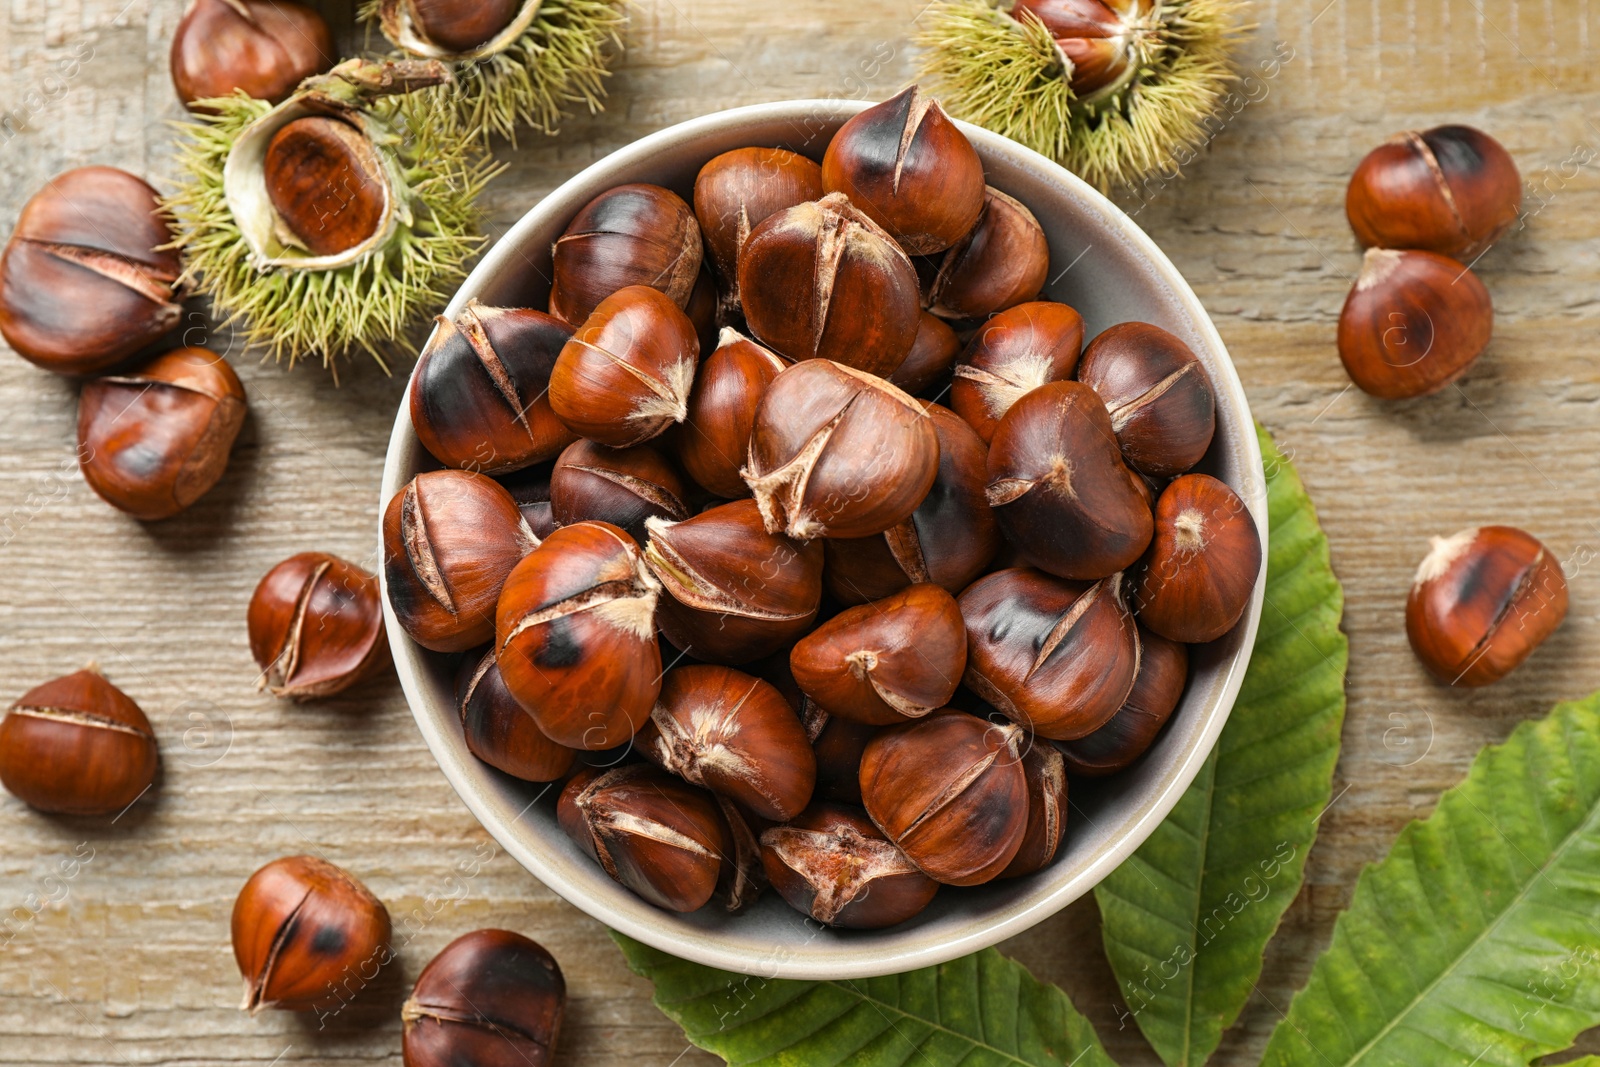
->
380, 97, 1267, 980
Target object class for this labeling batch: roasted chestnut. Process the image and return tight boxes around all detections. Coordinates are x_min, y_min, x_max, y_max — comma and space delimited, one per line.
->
960, 568, 1139, 740
1012, 0, 1162, 97
926, 187, 1049, 319
821, 85, 986, 254
1133, 474, 1263, 644
1346, 125, 1522, 261
642, 499, 823, 664
760, 804, 939, 928
636, 665, 816, 821
249, 553, 391, 699
887, 312, 961, 396
694, 147, 825, 311
1337, 247, 1493, 399
1057, 626, 1186, 776
264, 116, 389, 257
0, 167, 183, 375
456, 650, 576, 782
1405, 525, 1568, 687
232, 855, 391, 1013
548, 285, 699, 447
549, 438, 690, 545
675, 328, 789, 498
384, 470, 539, 652
950, 301, 1084, 443
496, 522, 662, 750
410, 301, 576, 474
986, 380, 1153, 580
402, 929, 565, 1067
743, 359, 939, 541
859, 711, 1028, 885
790, 584, 966, 725
738, 194, 921, 376
0, 668, 158, 816
557, 764, 729, 912
1076, 322, 1215, 477
170, 0, 336, 108
548, 184, 703, 326
77, 347, 247, 520
998, 741, 1068, 878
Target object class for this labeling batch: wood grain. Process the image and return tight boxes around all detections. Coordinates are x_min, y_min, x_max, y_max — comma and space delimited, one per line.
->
2, 1, 1598, 1064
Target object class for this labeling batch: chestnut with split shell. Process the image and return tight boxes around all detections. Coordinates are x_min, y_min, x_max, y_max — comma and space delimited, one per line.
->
548, 184, 703, 326
675, 328, 789, 499
250, 553, 391, 699
999, 741, 1068, 879
926, 186, 1049, 320
0, 668, 159, 816
1076, 321, 1215, 478
402, 928, 565, 1067
760, 803, 939, 928
550, 438, 690, 545
456, 650, 575, 782
694, 147, 824, 311
950, 301, 1084, 444
1057, 626, 1186, 776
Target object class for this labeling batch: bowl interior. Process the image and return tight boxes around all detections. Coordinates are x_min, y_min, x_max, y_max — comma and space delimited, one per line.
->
381, 100, 1267, 980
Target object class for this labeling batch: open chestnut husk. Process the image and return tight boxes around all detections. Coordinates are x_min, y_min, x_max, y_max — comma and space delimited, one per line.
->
738, 193, 922, 376
384, 470, 539, 653
950, 301, 1084, 443
743, 360, 939, 541
548, 184, 703, 327
171, 0, 336, 109
642, 499, 823, 664
558, 764, 729, 912
264, 115, 392, 257
77, 347, 247, 521
403, 929, 564, 1067
410, 301, 576, 474
960, 568, 1139, 740
496, 522, 661, 750
926, 187, 1049, 319
636, 665, 816, 821
999, 741, 1068, 879
1346, 125, 1522, 261
1405, 525, 1568, 687
232, 855, 391, 1012
1077, 322, 1215, 478
0, 167, 183, 375
550, 438, 689, 545
694, 148, 824, 312
760, 804, 939, 928
821, 85, 985, 255
456, 650, 575, 782
1132, 474, 1262, 644
1057, 626, 1186, 776
675, 329, 789, 498
249, 553, 391, 699
0, 668, 159, 816
1336, 247, 1493, 399
790, 584, 967, 725
887, 312, 961, 397
1010, 0, 1169, 98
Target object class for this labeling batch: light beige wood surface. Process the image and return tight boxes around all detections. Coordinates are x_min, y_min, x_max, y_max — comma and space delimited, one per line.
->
2, 1, 1599, 1064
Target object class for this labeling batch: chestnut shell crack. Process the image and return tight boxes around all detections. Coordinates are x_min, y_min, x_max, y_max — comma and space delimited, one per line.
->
26, 239, 180, 307
1103, 361, 1198, 432
500, 576, 660, 649
7, 705, 152, 737
243, 884, 314, 1012
400, 484, 456, 615
261, 558, 332, 693
457, 303, 536, 438
742, 397, 857, 540
643, 526, 811, 621
898, 737, 1009, 840
400, 1000, 555, 1049
569, 464, 689, 518
569, 337, 692, 424
764, 822, 921, 923
1459, 545, 1548, 674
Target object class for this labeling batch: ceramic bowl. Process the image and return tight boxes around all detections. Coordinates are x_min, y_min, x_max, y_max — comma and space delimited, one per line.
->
380, 99, 1267, 980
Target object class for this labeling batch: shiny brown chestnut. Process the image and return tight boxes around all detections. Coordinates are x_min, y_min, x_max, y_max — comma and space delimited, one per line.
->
170, 0, 336, 108
1336, 247, 1493, 399
636, 665, 816, 821
549, 285, 699, 447
1012, 0, 1160, 97
694, 147, 825, 311
232, 855, 391, 1013
77, 347, 247, 520
496, 522, 661, 750
0, 669, 158, 816
249, 553, 391, 699
1405, 525, 1568, 687
987, 380, 1153, 580
808, 710, 876, 805
744, 360, 940, 541
1133, 474, 1263, 644
821, 85, 986, 254
950, 301, 1085, 443
790, 584, 966, 725
384, 470, 539, 653
926, 187, 1049, 319
548, 184, 703, 327
550, 438, 690, 545
264, 116, 389, 257
998, 741, 1068, 878
402, 929, 564, 1067
398, 0, 523, 52
0, 167, 183, 375
887, 312, 961, 396
824, 401, 1000, 604
1077, 322, 1215, 477
760, 804, 939, 928
410, 301, 576, 474
456, 650, 575, 782
859, 711, 1028, 885
1346, 125, 1522, 261
1057, 626, 1186, 776
738, 193, 922, 376
676, 329, 789, 498
960, 568, 1139, 740
643, 499, 823, 664
557, 764, 729, 912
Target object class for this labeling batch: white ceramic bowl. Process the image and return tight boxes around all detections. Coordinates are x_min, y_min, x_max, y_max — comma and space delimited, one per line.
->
381, 99, 1267, 980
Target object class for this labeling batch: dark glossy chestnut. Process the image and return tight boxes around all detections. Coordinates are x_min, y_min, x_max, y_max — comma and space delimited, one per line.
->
887, 311, 961, 396
675, 328, 789, 498
249, 553, 391, 699
926, 187, 1049, 319
171, 0, 336, 108
548, 184, 703, 326
1076, 321, 1215, 477
998, 741, 1068, 878
1133, 474, 1262, 644
402, 929, 565, 1067
694, 147, 825, 311
456, 650, 576, 782
1057, 626, 1186, 776
0, 669, 158, 816
549, 438, 689, 545
950, 301, 1084, 443
761, 804, 939, 928
263, 116, 389, 256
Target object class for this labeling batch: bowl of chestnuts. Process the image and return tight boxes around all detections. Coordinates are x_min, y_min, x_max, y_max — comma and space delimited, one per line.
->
380, 90, 1269, 979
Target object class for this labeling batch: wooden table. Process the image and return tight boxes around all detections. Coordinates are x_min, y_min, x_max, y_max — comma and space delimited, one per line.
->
2, 1, 1597, 1063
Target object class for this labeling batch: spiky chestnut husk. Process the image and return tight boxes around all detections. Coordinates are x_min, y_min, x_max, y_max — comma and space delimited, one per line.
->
916, 0, 1245, 191
162, 59, 500, 373
362, 0, 627, 145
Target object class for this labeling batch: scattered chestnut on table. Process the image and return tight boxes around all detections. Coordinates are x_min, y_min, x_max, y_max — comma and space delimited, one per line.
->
1133, 473, 1263, 644
0, 668, 158, 816
675, 328, 789, 499
1077, 322, 1215, 478
402, 929, 565, 1067
1057, 627, 1187, 777
249, 552, 391, 699
548, 183, 703, 326
550, 438, 690, 545
170, 0, 336, 109
1405, 525, 1568, 687
950, 301, 1085, 443
456, 650, 576, 783
925, 186, 1049, 320
760, 803, 939, 928
694, 147, 824, 311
